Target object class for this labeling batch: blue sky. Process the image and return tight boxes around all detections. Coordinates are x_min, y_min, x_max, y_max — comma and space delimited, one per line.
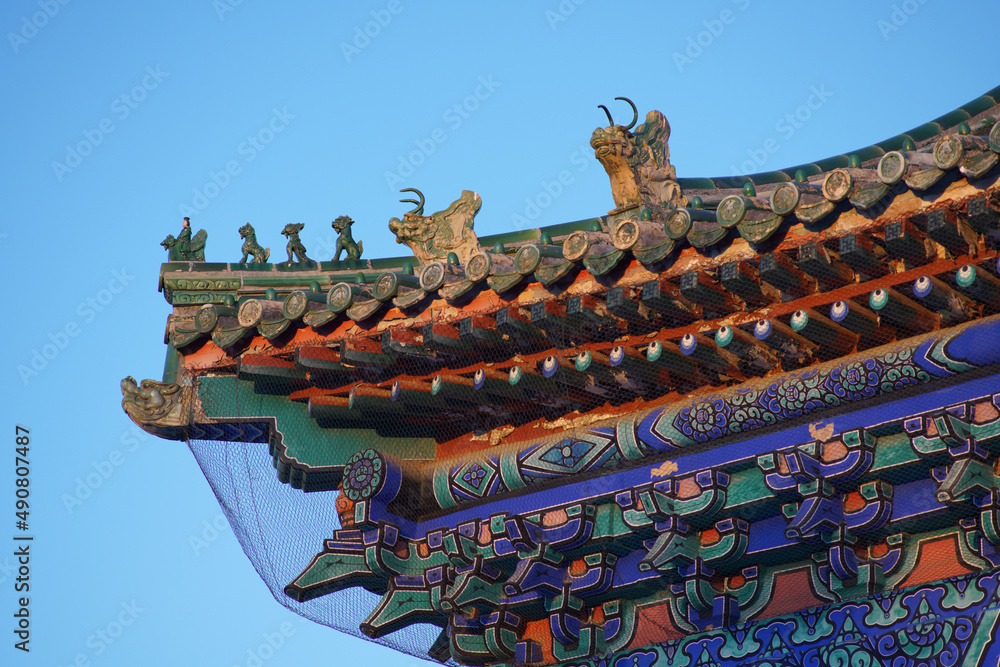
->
3, 1, 999, 666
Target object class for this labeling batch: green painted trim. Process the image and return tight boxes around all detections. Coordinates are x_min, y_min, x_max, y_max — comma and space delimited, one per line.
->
162, 346, 179, 385
241, 273, 375, 288
615, 414, 644, 461
433, 465, 457, 510
197, 375, 435, 484
499, 448, 526, 493
963, 607, 1000, 667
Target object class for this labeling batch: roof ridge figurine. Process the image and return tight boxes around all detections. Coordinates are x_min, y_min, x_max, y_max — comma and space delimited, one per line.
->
388, 187, 482, 265
161, 217, 207, 261
238, 222, 270, 264
331, 215, 363, 261
590, 96, 683, 212
120, 376, 187, 439
281, 222, 312, 264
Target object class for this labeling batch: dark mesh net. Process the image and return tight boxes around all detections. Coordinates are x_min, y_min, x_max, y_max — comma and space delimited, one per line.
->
173, 178, 1000, 665
187, 437, 442, 662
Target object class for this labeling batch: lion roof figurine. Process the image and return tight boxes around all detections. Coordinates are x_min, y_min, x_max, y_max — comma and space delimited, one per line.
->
239, 222, 270, 264
331, 215, 363, 262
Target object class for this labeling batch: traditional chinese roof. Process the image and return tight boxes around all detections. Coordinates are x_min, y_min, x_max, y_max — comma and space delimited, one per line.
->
130, 85, 1000, 667
156, 86, 1000, 492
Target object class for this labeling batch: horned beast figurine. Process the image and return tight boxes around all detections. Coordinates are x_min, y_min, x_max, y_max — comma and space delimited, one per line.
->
331, 215, 363, 262
281, 223, 312, 263
387, 188, 482, 265
238, 222, 270, 264
590, 96, 683, 210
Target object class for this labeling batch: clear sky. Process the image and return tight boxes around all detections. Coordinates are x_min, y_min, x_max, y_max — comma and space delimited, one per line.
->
3, 1, 999, 666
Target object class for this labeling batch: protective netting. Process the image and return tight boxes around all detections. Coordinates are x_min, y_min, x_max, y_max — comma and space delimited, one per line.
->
177, 186, 1000, 664
186, 437, 442, 661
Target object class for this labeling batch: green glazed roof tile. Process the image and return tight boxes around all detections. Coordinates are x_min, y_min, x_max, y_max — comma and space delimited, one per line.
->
194, 262, 231, 272
368, 256, 417, 270
315, 259, 369, 272
238, 263, 274, 272
243, 275, 323, 288
331, 272, 386, 285
931, 109, 972, 130
961, 96, 998, 117
479, 228, 541, 246
275, 261, 319, 272
748, 171, 791, 186
907, 122, 944, 143
983, 84, 1000, 101
161, 262, 193, 272
686, 90, 999, 193
781, 164, 824, 180
710, 176, 753, 190
677, 177, 718, 189
874, 134, 915, 153
539, 218, 602, 237
854, 145, 887, 163
812, 155, 851, 172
